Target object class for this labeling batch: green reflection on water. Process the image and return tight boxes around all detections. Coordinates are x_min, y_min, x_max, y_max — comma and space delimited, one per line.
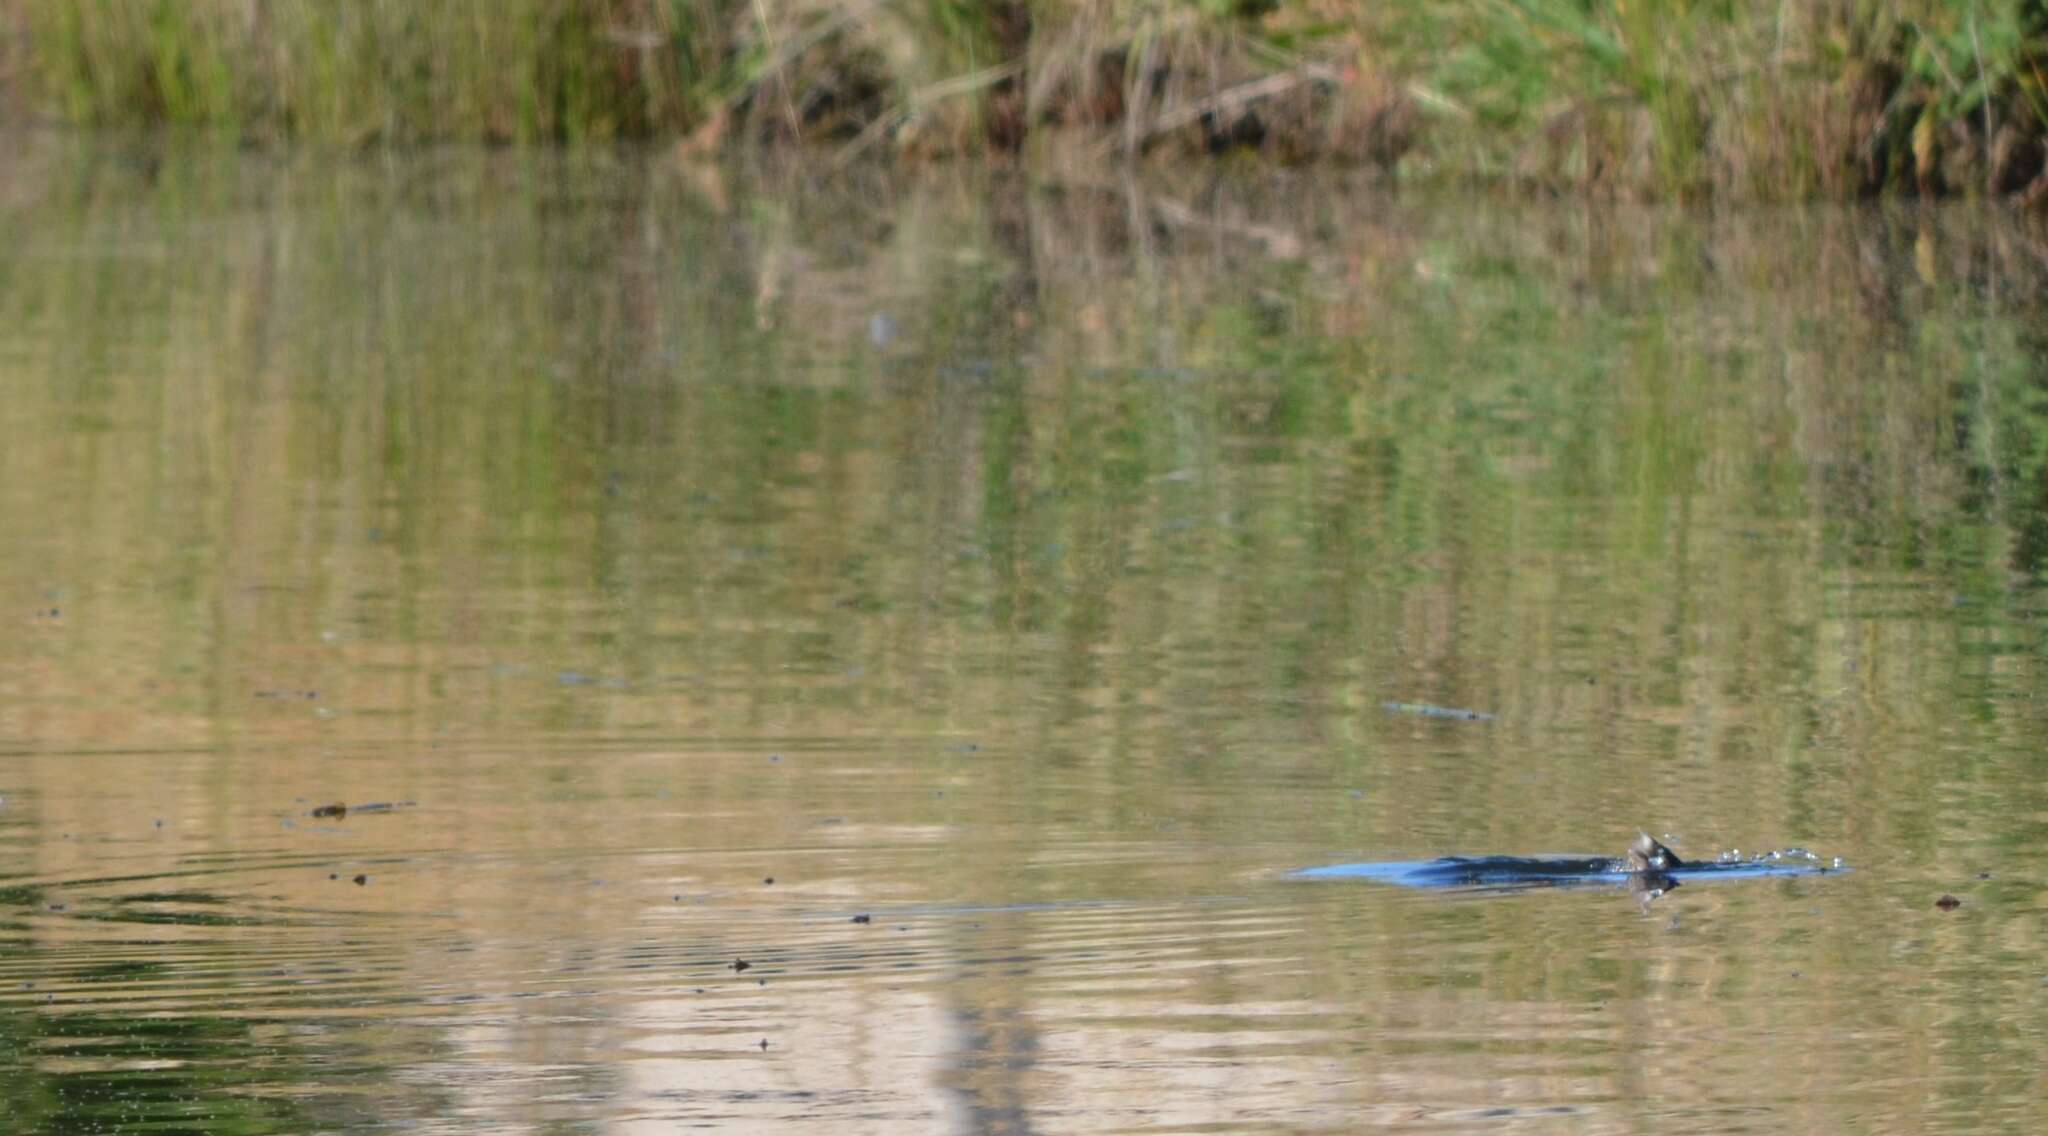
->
0, 974, 311, 1136
3, 139, 2048, 1132
4, 142, 2048, 854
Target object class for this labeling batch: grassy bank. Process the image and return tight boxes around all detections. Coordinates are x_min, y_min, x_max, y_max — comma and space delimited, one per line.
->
4, 1, 2048, 200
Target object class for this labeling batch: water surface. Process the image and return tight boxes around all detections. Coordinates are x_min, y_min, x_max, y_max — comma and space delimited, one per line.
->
2, 139, 2046, 1134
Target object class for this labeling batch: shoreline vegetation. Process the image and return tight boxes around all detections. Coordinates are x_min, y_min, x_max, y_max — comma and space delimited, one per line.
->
5, 1, 2048, 202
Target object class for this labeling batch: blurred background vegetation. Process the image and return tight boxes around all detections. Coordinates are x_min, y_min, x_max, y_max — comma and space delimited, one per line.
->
6, 1, 2048, 200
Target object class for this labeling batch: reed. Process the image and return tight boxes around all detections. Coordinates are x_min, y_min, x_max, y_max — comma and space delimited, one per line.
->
5, 0, 728, 141
3, 1, 2048, 200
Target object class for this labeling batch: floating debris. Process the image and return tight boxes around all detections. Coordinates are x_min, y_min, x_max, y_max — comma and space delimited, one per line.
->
1381, 701, 1495, 722
1936, 894, 1961, 911
308, 801, 412, 820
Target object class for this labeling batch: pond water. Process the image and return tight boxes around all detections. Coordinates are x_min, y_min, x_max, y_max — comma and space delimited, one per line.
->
2, 138, 2046, 1134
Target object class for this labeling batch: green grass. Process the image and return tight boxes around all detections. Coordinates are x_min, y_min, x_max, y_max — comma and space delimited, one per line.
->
5, 1, 2048, 199
5, 0, 729, 141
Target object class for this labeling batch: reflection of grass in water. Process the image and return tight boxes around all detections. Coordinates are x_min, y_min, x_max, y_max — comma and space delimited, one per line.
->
3, 147, 2047, 855
79, 895, 263, 928
0, 971, 318, 1133
4, 151, 2047, 1111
